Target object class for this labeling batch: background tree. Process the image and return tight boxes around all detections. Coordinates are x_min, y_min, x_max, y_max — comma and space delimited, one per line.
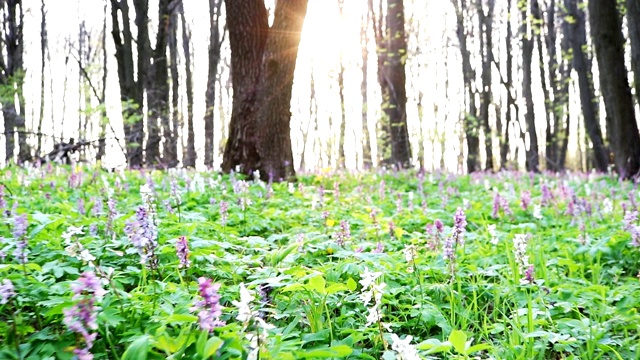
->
521, 0, 539, 172
221, 0, 308, 181
589, 0, 640, 178
203, 0, 224, 168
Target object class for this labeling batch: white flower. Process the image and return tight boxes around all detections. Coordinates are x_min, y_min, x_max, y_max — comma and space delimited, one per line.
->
533, 204, 543, 220
391, 334, 420, 360
359, 268, 382, 289
232, 283, 255, 324
62, 226, 84, 243
602, 198, 613, 214
487, 224, 498, 245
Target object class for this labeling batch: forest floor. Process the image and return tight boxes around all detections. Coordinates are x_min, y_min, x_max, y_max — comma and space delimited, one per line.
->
0, 165, 638, 359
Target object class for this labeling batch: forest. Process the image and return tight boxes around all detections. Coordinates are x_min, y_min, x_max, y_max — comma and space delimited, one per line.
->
2, 0, 640, 359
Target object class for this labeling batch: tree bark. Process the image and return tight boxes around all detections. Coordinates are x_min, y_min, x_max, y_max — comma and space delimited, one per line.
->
500, 0, 515, 170
221, 0, 308, 181
478, 0, 495, 171
589, 0, 640, 178
360, 8, 372, 169
626, 0, 640, 104
521, 0, 539, 172
110, 0, 145, 167
36, 0, 47, 157
564, 0, 608, 172
168, 5, 180, 167
180, 4, 196, 167
204, 0, 223, 168
452, 0, 480, 173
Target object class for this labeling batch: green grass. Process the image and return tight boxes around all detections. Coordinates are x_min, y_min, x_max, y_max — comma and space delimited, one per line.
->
0, 165, 638, 359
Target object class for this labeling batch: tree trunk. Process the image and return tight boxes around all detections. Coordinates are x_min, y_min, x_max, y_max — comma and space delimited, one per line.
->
360, 8, 372, 169
97, 1, 108, 162
626, 0, 640, 104
478, 0, 495, 171
36, 0, 47, 158
110, 0, 145, 167
168, 5, 180, 167
521, 0, 539, 172
452, 0, 480, 173
221, 0, 308, 181
179, 4, 196, 167
144, 0, 170, 166
500, 0, 515, 170
204, 0, 223, 168
589, 0, 640, 178
565, 0, 608, 172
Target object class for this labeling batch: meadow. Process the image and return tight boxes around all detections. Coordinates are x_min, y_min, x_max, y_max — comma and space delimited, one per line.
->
0, 164, 639, 359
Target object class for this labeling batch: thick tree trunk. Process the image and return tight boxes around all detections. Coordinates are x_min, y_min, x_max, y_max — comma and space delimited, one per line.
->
204, 0, 223, 168
627, 0, 640, 103
565, 0, 608, 172
221, 0, 308, 181
110, 0, 145, 167
383, 0, 411, 168
453, 0, 480, 173
589, 0, 640, 178
144, 0, 170, 166
478, 0, 495, 171
180, 5, 196, 167
522, 0, 539, 172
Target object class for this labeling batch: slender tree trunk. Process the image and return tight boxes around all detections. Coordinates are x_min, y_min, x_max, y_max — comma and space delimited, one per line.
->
521, 0, 539, 172
168, 5, 180, 167
36, 0, 47, 157
589, 0, 640, 178
221, 0, 308, 181
204, 0, 223, 168
97, 0, 108, 162
452, 0, 480, 173
336, 0, 347, 168
478, 0, 495, 171
361, 9, 372, 169
564, 0, 608, 172
500, 0, 514, 170
179, 4, 196, 167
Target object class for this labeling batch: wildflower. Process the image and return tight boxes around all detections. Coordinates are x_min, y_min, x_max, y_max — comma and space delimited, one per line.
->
492, 192, 501, 218
359, 268, 388, 328
124, 206, 159, 269
602, 198, 613, 214
12, 214, 28, 264
533, 204, 543, 220
0, 279, 15, 304
390, 334, 420, 360
487, 224, 498, 245
452, 207, 467, 246
219, 201, 229, 226
0, 185, 6, 212
232, 283, 255, 325
541, 184, 553, 206
176, 236, 191, 268
623, 211, 640, 246
334, 181, 340, 203
63, 271, 106, 360
77, 198, 86, 215
334, 220, 351, 246
513, 234, 535, 284
404, 244, 417, 273
191, 277, 225, 332
521, 190, 531, 210
296, 233, 305, 252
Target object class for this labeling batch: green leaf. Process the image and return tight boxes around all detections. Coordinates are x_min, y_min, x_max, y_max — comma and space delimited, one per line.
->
164, 314, 199, 324
416, 338, 452, 354
448, 330, 467, 354
306, 275, 326, 293
122, 335, 150, 360
203, 337, 223, 358
297, 344, 353, 358
466, 343, 492, 354
346, 277, 357, 291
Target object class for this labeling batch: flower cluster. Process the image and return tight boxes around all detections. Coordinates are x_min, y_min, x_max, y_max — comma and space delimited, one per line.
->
487, 224, 498, 245
520, 190, 531, 210
62, 226, 96, 264
0, 279, 15, 304
390, 334, 420, 360
623, 211, 640, 246
231, 283, 274, 359
12, 214, 28, 264
334, 220, 351, 246
63, 271, 106, 360
513, 234, 534, 284
359, 268, 388, 329
191, 277, 225, 332
176, 236, 191, 268
219, 200, 229, 227
403, 244, 417, 273
0, 185, 6, 213
124, 206, 159, 269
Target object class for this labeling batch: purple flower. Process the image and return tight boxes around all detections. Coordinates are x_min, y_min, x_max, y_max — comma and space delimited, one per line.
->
334, 220, 351, 246
541, 184, 553, 206
124, 206, 159, 269
176, 236, 191, 268
63, 271, 105, 359
623, 211, 640, 246
77, 198, 86, 215
191, 277, 225, 332
0, 279, 15, 304
453, 207, 467, 246
92, 197, 103, 216
219, 201, 229, 227
492, 192, 501, 218
523, 264, 535, 284
520, 191, 531, 211
12, 215, 28, 264
0, 185, 6, 212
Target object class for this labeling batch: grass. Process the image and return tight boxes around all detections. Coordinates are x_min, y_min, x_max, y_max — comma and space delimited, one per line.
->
0, 164, 639, 359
